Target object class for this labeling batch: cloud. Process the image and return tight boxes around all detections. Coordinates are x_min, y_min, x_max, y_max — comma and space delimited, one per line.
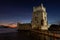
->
8, 23, 17, 28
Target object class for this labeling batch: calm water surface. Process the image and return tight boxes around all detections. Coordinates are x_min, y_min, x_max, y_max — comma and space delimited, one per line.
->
0, 28, 35, 40
0, 28, 60, 40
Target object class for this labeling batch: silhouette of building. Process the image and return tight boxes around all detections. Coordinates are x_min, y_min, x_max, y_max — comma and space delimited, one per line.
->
17, 3, 48, 30
48, 24, 60, 31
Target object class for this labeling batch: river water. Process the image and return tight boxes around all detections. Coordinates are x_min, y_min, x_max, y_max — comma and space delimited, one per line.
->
0, 28, 35, 40
0, 28, 60, 40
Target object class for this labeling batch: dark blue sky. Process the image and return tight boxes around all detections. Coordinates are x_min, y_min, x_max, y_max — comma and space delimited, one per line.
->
0, 0, 60, 25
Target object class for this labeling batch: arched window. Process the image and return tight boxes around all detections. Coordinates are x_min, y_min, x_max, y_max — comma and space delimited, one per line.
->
41, 19, 44, 26
35, 17, 38, 21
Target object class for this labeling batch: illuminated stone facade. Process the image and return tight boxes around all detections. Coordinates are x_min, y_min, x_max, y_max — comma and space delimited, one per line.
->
17, 23, 32, 30
17, 3, 48, 30
31, 3, 48, 30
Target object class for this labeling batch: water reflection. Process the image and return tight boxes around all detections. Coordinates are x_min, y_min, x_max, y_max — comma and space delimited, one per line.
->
0, 30, 35, 40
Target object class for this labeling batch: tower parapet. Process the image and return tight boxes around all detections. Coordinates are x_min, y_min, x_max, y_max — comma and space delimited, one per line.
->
33, 4, 46, 12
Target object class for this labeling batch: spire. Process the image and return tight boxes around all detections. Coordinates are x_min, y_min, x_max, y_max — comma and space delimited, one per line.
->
41, 3, 43, 7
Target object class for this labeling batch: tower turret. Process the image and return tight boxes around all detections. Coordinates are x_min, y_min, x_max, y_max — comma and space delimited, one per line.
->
31, 3, 48, 30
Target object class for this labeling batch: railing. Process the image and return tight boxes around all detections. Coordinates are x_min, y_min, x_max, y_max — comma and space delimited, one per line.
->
31, 30, 60, 40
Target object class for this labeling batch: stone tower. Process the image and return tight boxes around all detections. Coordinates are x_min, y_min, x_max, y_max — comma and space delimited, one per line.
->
31, 3, 48, 30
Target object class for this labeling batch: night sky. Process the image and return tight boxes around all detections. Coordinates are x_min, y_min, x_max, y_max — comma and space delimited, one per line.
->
0, 0, 60, 26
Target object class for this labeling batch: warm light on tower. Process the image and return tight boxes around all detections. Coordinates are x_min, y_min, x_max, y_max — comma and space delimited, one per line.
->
31, 3, 48, 30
